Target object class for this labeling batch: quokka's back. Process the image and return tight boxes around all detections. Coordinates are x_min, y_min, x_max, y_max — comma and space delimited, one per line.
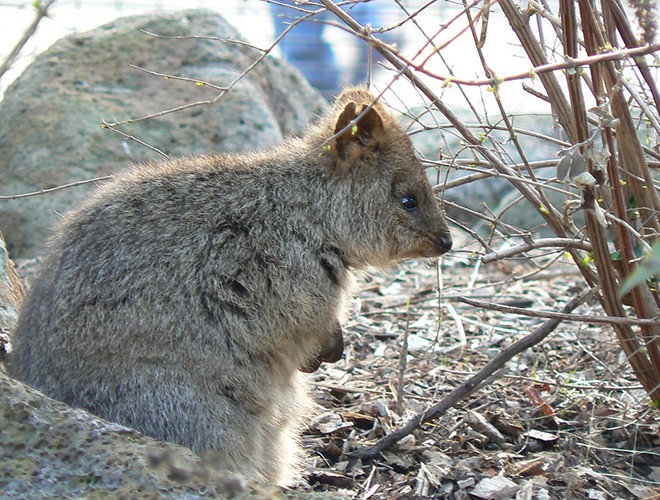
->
8, 87, 452, 485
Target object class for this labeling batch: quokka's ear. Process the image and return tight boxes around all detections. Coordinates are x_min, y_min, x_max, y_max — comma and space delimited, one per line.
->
331, 101, 386, 170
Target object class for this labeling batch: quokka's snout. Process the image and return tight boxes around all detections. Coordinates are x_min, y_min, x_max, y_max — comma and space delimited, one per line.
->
437, 232, 453, 254
8, 86, 451, 486
416, 230, 453, 259
425, 205, 453, 257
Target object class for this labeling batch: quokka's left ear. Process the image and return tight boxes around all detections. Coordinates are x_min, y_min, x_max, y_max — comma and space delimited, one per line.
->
331, 101, 386, 170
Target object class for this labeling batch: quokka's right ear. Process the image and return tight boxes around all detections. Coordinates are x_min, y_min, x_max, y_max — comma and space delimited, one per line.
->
331, 101, 386, 171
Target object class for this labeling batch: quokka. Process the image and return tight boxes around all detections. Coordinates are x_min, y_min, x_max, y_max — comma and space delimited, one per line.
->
9, 87, 452, 485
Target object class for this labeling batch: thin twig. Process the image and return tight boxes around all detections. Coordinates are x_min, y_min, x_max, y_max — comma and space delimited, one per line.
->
139, 30, 267, 52
101, 119, 171, 159
438, 302, 466, 354
481, 237, 593, 262
430, 159, 577, 197
395, 299, 412, 415
0, 176, 112, 200
129, 64, 229, 92
455, 295, 660, 326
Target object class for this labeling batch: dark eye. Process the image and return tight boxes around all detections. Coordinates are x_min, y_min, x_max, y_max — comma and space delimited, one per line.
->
401, 195, 418, 212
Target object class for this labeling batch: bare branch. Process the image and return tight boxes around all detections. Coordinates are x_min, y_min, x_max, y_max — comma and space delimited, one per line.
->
139, 30, 268, 52
101, 119, 171, 159
481, 237, 593, 262
0, 176, 112, 200
129, 65, 229, 92
0, 0, 57, 81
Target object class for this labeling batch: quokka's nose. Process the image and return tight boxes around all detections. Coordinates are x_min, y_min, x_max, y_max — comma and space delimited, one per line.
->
438, 233, 453, 254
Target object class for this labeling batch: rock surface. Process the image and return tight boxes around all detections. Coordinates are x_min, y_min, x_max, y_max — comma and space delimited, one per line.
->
0, 9, 325, 257
0, 371, 279, 498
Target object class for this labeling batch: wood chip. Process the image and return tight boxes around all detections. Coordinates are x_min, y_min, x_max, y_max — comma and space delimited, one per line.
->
471, 474, 520, 499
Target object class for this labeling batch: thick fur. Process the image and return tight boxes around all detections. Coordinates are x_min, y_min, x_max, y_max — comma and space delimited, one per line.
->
8, 87, 451, 485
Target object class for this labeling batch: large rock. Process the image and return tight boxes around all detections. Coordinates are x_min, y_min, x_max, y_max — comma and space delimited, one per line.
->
0, 371, 279, 498
0, 9, 325, 257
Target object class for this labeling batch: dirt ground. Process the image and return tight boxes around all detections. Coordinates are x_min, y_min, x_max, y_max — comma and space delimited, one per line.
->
292, 231, 660, 499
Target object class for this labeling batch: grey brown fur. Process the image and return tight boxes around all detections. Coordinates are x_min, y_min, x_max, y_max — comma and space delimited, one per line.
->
9, 87, 451, 485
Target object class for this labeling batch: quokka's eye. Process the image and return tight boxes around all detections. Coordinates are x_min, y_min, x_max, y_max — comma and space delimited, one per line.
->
401, 195, 418, 212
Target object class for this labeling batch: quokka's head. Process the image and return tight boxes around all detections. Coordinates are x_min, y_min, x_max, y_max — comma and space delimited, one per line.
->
318, 87, 452, 268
